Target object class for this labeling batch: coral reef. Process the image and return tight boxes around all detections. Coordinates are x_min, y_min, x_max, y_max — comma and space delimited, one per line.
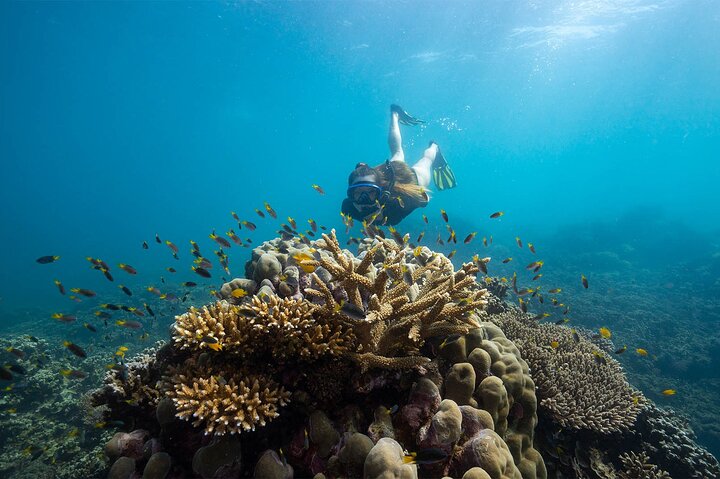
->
89, 231, 719, 479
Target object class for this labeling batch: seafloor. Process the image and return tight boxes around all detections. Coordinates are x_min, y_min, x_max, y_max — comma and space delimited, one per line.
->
1, 229, 718, 479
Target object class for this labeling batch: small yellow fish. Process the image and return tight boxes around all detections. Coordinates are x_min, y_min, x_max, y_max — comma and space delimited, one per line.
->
550, 341, 559, 349
231, 288, 247, 298
599, 327, 611, 339
661, 389, 676, 396
636, 348, 648, 356
68, 428, 80, 438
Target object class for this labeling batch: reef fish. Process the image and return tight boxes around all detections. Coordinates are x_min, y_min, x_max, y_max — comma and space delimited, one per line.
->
36, 255, 60, 264
661, 389, 676, 396
70, 288, 96, 297
165, 240, 178, 254
599, 327, 611, 339
63, 341, 87, 358
440, 209, 449, 223
118, 264, 137, 275
636, 348, 648, 356
581, 274, 589, 289
52, 313, 77, 323
489, 211, 504, 219
311, 184, 325, 195
119, 285, 132, 296
516, 237, 522, 248
192, 266, 212, 278
463, 232, 477, 244
83, 323, 97, 333
116, 320, 142, 330
264, 202, 277, 218
60, 369, 87, 379
337, 301, 365, 321
614, 345, 627, 354
54, 279, 65, 295
403, 448, 448, 465
5, 346, 25, 359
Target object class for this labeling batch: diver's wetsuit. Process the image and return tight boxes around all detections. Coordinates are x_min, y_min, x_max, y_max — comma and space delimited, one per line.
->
341, 190, 428, 226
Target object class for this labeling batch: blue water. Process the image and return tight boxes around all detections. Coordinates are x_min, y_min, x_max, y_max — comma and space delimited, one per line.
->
2, 0, 720, 457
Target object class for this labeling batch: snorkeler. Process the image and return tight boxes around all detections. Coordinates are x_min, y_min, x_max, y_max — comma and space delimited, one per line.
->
341, 104, 456, 226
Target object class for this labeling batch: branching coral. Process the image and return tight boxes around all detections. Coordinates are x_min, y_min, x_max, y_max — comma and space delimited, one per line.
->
304, 230, 489, 370
489, 309, 643, 434
166, 361, 290, 436
173, 296, 354, 360
618, 451, 671, 479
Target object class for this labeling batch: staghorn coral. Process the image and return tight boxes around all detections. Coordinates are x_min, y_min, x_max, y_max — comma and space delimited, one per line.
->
489, 309, 643, 434
166, 360, 291, 436
618, 451, 670, 479
304, 230, 490, 370
173, 296, 354, 361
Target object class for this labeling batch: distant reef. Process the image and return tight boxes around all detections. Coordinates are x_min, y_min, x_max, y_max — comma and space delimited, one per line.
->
82, 230, 719, 478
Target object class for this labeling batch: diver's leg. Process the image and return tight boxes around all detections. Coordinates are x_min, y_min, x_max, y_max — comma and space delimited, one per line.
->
411, 142, 437, 189
388, 108, 405, 163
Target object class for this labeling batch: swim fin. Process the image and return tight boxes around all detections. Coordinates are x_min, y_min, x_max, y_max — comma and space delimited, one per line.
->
432, 147, 457, 190
390, 104, 425, 126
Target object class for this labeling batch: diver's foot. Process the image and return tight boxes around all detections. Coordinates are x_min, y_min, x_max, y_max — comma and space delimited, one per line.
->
390, 104, 425, 126
432, 147, 457, 190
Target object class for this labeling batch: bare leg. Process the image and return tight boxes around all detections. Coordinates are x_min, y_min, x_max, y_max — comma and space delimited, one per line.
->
388, 110, 405, 163
412, 143, 437, 189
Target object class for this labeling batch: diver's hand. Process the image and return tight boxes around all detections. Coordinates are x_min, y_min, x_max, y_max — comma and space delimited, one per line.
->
390, 104, 425, 126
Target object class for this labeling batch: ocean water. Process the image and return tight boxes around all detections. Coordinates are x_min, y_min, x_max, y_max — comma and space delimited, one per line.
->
1, 0, 719, 473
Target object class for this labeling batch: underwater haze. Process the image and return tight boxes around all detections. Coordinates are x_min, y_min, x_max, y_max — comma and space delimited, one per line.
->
1, 0, 720, 474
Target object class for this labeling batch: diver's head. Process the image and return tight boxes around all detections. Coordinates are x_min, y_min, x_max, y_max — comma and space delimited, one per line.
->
348, 163, 383, 209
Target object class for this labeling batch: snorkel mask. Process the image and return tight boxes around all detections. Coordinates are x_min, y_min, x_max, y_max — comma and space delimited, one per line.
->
347, 182, 383, 206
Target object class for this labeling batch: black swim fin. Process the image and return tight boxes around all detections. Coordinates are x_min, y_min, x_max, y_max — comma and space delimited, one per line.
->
390, 104, 425, 126
432, 146, 457, 190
